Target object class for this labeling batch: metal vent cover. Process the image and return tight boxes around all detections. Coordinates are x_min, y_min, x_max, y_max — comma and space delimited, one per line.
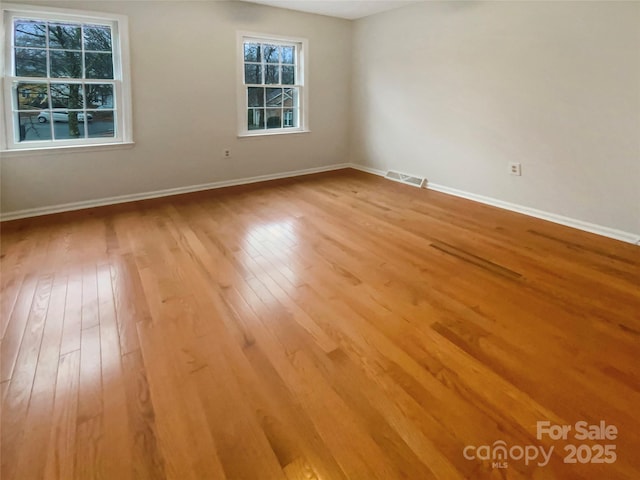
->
384, 170, 427, 188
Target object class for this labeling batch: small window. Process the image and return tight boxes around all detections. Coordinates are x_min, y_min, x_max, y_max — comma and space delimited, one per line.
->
238, 33, 308, 136
1, 4, 133, 151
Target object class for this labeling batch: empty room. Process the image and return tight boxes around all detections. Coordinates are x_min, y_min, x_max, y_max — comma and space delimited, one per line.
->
1, 0, 639, 479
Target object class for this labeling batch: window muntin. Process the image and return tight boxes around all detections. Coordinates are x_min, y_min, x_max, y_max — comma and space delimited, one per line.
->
240, 35, 306, 135
2, 5, 131, 150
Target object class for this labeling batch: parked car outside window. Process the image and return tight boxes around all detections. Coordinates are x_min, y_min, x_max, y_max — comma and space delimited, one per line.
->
37, 111, 93, 123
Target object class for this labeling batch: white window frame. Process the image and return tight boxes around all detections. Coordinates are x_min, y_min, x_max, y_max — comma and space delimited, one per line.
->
237, 31, 309, 137
0, 3, 133, 152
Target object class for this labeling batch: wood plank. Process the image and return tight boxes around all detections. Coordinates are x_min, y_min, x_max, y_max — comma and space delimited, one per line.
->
75, 323, 103, 480
59, 269, 83, 356
97, 262, 133, 480
43, 350, 81, 480
109, 253, 146, 353
121, 349, 167, 480
80, 264, 99, 331
1, 273, 38, 383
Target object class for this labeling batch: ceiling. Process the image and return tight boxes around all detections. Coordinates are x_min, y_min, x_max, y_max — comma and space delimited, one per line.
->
240, 0, 421, 20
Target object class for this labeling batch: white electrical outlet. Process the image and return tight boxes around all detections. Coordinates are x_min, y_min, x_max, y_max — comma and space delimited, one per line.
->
509, 162, 522, 176
223, 148, 231, 159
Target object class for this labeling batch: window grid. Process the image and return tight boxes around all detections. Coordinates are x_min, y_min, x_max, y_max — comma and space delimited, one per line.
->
242, 39, 302, 132
11, 19, 116, 142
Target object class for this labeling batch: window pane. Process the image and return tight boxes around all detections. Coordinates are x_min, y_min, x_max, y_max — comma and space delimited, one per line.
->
244, 43, 261, 62
283, 108, 296, 128
281, 46, 294, 64
48, 24, 81, 50
85, 52, 114, 79
266, 88, 282, 107
247, 87, 264, 107
14, 21, 46, 47
87, 110, 115, 138
16, 83, 49, 110
51, 83, 85, 109
86, 84, 114, 108
266, 109, 281, 129
53, 113, 86, 139
281, 66, 294, 85
244, 64, 262, 84
247, 108, 264, 130
15, 48, 47, 77
83, 25, 112, 51
264, 65, 279, 84
50, 51, 83, 78
18, 111, 52, 141
263, 44, 279, 63
283, 88, 297, 108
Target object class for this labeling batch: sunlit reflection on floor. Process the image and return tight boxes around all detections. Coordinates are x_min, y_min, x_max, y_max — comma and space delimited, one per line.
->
240, 218, 301, 293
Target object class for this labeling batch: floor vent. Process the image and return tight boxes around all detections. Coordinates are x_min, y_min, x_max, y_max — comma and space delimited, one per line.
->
384, 171, 427, 188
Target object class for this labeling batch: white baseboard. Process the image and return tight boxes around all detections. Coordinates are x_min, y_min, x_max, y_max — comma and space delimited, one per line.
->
0, 163, 351, 222
427, 183, 639, 245
348, 163, 640, 245
349, 164, 386, 177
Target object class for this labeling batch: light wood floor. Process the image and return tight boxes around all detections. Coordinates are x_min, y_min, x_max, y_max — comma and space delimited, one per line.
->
1, 169, 639, 480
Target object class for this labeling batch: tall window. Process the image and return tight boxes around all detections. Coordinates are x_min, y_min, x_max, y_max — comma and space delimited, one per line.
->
238, 33, 307, 136
1, 5, 132, 151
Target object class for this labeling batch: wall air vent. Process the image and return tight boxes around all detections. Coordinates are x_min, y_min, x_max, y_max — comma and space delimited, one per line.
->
384, 170, 427, 188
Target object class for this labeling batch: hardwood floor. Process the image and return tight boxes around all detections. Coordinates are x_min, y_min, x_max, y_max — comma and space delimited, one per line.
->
1, 169, 639, 479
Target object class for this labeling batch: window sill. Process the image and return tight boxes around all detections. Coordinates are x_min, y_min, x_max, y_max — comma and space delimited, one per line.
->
1, 141, 135, 158
238, 129, 310, 138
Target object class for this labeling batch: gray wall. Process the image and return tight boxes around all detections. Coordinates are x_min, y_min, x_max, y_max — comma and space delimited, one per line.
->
351, 1, 640, 235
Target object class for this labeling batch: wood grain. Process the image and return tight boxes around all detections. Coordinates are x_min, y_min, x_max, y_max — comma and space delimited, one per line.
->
1, 169, 638, 479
